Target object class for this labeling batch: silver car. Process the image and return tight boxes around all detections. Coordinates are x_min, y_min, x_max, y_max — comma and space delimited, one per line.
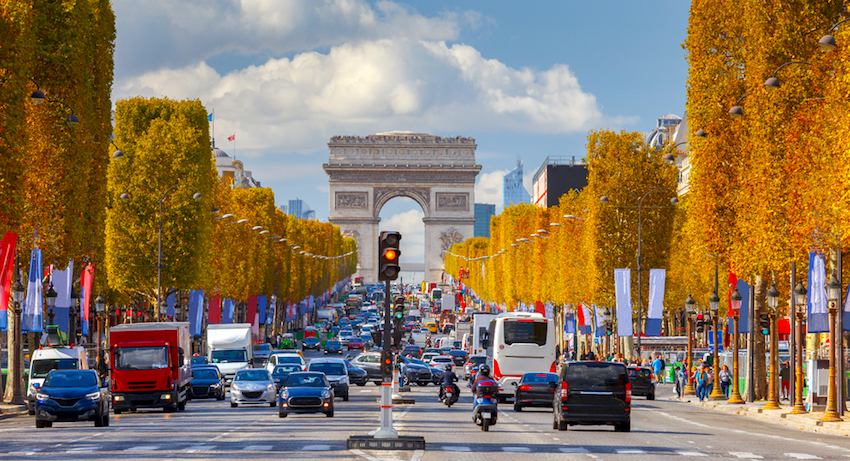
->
230, 369, 276, 407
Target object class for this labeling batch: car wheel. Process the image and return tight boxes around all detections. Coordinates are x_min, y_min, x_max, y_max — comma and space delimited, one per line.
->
647, 393, 655, 401
36, 419, 45, 428
615, 421, 630, 432
356, 382, 366, 387
231, 402, 238, 408
178, 399, 186, 411
270, 402, 276, 407
343, 394, 349, 402
28, 408, 35, 416
326, 410, 334, 417
279, 412, 287, 418
95, 414, 104, 427
514, 403, 522, 412
103, 413, 109, 427
114, 409, 123, 415
44, 421, 52, 428
373, 381, 381, 386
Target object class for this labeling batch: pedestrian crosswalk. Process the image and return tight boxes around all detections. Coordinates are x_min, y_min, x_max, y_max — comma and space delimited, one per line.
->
431, 445, 826, 458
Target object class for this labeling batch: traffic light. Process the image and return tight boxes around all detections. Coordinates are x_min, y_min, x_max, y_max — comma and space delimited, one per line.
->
378, 231, 402, 281
393, 296, 405, 321
381, 350, 393, 377
759, 314, 770, 335
605, 321, 613, 336
696, 314, 705, 333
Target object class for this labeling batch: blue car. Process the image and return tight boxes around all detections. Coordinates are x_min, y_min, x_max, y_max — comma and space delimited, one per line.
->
189, 365, 225, 400
279, 372, 334, 418
324, 340, 343, 355
34, 370, 109, 428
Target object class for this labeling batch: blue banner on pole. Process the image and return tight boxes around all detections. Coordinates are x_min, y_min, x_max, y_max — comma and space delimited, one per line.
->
222, 298, 235, 324
258, 296, 267, 324
188, 290, 204, 336
23, 249, 43, 333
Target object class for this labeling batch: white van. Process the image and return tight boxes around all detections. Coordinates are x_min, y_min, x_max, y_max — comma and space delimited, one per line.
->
410, 329, 428, 347
27, 346, 89, 414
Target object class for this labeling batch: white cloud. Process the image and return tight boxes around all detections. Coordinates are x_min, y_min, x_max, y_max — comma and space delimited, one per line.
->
474, 169, 508, 213
379, 208, 424, 262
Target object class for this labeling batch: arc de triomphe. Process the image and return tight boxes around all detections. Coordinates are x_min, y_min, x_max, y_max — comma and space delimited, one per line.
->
324, 131, 481, 283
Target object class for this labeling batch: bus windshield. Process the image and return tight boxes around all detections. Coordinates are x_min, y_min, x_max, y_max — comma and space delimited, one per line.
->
503, 320, 547, 346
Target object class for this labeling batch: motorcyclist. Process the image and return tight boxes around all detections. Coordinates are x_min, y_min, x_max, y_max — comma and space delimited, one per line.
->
471, 364, 494, 396
439, 364, 459, 402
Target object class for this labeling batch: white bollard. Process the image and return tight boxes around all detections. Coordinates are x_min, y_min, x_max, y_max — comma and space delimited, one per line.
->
374, 378, 397, 439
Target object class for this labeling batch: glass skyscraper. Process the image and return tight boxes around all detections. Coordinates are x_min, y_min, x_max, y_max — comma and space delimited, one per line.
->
474, 203, 496, 238
503, 160, 531, 208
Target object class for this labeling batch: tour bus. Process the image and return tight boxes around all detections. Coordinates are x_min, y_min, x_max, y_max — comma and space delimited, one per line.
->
485, 312, 556, 401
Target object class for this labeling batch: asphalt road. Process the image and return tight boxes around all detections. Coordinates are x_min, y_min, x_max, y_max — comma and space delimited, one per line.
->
2, 324, 849, 460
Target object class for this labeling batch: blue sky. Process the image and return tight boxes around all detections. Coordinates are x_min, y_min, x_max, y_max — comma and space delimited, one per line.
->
112, 0, 691, 265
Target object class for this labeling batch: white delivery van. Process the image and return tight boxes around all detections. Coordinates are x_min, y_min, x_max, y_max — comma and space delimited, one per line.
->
27, 346, 89, 414
207, 323, 253, 384
410, 329, 428, 347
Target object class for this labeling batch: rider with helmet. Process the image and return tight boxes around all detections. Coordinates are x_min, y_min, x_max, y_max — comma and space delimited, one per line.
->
439, 364, 459, 402
471, 363, 496, 396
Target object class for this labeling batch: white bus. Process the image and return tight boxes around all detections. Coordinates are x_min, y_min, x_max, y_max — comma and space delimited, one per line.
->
485, 312, 556, 400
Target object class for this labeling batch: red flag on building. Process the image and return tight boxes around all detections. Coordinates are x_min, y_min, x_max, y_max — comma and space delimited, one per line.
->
227, 134, 235, 141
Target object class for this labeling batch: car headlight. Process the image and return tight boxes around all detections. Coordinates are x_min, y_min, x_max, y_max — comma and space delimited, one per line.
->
211, 383, 221, 388
321, 390, 331, 399
280, 390, 289, 399
86, 391, 101, 401
266, 383, 274, 391
36, 392, 49, 401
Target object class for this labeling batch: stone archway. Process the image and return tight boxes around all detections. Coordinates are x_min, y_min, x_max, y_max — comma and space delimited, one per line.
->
324, 131, 481, 283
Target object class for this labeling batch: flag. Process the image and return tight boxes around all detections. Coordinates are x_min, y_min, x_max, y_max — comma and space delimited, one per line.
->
22, 249, 43, 333
246, 295, 258, 326
222, 298, 235, 324
166, 292, 176, 318
207, 113, 213, 122
645, 269, 665, 336
81, 264, 94, 335
258, 295, 267, 324
577, 305, 591, 335
594, 305, 605, 338
807, 251, 829, 333
227, 134, 235, 142
729, 266, 750, 333
51, 262, 73, 335
615, 268, 633, 337
843, 279, 850, 331
564, 311, 576, 334
0, 231, 18, 331
188, 290, 204, 336
534, 301, 545, 316
208, 296, 221, 324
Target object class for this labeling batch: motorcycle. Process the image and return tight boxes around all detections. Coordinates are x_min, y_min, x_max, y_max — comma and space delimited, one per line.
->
472, 379, 499, 431
441, 383, 459, 407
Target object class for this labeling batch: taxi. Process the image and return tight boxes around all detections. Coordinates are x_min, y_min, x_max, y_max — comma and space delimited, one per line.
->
425, 320, 438, 334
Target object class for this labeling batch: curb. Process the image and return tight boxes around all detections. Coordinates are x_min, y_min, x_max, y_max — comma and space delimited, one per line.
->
0, 405, 28, 421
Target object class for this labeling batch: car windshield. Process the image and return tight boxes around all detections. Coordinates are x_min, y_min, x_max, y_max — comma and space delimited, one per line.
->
629, 369, 652, 379
192, 369, 219, 380
469, 356, 486, 364
449, 350, 467, 357
273, 365, 301, 376
326, 341, 341, 347
503, 320, 548, 346
305, 338, 319, 343
522, 373, 558, 384
277, 356, 302, 365
235, 370, 271, 381
253, 344, 271, 353
114, 346, 169, 370
566, 363, 627, 389
309, 363, 346, 376
211, 350, 247, 363
31, 358, 79, 379
285, 374, 328, 388
44, 371, 97, 388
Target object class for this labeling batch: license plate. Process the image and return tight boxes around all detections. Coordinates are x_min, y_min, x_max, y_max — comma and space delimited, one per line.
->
481, 411, 491, 419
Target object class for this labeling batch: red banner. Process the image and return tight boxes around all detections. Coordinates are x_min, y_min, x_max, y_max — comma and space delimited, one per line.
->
0, 232, 17, 329
208, 296, 221, 324
246, 295, 258, 326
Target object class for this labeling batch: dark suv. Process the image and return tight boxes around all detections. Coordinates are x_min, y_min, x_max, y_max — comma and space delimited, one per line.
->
627, 366, 655, 400
552, 361, 631, 432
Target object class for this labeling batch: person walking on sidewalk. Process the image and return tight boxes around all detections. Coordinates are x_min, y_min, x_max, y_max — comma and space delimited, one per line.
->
779, 361, 791, 400
651, 354, 663, 384
719, 364, 731, 398
675, 366, 685, 400
697, 366, 709, 402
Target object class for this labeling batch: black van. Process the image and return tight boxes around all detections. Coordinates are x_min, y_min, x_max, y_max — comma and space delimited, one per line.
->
552, 361, 631, 432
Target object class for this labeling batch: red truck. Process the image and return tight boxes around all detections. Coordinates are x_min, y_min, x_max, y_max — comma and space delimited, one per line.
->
109, 322, 191, 414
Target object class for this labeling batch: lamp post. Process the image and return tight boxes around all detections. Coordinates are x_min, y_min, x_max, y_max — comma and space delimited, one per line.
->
120, 183, 201, 309
600, 186, 678, 357
709, 288, 725, 400
728, 289, 745, 404
45, 283, 57, 327
685, 294, 696, 395
94, 294, 105, 371
764, 282, 782, 410
10, 273, 26, 406
790, 281, 808, 414
69, 285, 79, 345
822, 273, 843, 421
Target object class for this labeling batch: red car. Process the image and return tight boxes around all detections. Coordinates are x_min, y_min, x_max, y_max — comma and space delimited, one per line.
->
347, 337, 364, 350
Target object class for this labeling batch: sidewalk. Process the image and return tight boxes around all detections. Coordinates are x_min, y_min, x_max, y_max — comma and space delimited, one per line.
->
0, 403, 27, 421
676, 394, 850, 437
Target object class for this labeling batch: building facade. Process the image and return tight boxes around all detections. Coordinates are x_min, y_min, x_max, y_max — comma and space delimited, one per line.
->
503, 160, 531, 208
473, 203, 495, 238
531, 156, 588, 208
213, 144, 261, 189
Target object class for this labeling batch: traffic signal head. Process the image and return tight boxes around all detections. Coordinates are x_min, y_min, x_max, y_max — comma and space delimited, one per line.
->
378, 231, 402, 281
759, 314, 770, 335
381, 350, 393, 377
393, 296, 405, 320
696, 314, 705, 333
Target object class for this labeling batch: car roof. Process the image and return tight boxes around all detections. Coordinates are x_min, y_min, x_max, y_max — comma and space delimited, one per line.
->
309, 357, 346, 364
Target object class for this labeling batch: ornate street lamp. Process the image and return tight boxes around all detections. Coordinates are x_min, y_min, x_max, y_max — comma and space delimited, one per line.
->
684, 294, 696, 396
764, 282, 781, 410
790, 281, 808, 414
69, 285, 79, 344
822, 273, 843, 421
45, 283, 58, 327
709, 289, 726, 400
10, 276, 26, 405
727, 288, 745, 404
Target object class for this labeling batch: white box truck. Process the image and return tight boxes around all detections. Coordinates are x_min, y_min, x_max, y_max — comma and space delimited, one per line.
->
471, 312, 498, 356
207, 323, 253, 384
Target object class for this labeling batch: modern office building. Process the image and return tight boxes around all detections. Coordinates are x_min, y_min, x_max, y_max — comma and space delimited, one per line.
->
503, 160, 531, 208
288, 199, 316, 220
531, 157, 588, 208
474, 203, 496, 238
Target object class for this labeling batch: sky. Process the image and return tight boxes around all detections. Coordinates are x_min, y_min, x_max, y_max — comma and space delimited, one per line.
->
112, 0, 691, 266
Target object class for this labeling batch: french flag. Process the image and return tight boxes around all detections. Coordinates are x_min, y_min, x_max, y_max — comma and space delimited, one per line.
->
577, 305, 592, 335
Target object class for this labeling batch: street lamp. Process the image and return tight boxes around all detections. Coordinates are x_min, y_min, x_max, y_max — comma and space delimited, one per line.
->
45, 283, 58, 327
95, 294, 105, 371
764, 282, 781, 410
10, 274, 26, 405
600, 186, 678, 356
708, 289, 725, 400
684, 294, 696, 396
822, 272, 843, 421
818, 17, 850, 51
727, 288, 745, 404
790, 281, 808, 414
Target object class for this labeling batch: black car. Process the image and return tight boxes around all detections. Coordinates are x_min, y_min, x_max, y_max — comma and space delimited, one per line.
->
324, 340, 343, 355
448, 350, 468, 367
464, 355, 487, 380
189, 365, 226, 400
352, 352, 383, 385
279, 372, 334, 418
272, 364, 302, 392
553, 361, 631, 432
345, 360, 368, 386
34, 370, 109, 428
302, 337, 321, 351
627, 366, 656, 400
401, 345, 422, 359
514, 372, 558, 411
399, 356, 433, 386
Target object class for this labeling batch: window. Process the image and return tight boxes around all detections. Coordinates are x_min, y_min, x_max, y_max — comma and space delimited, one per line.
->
358, 355, 379, 363
309, 363, 346, 376
503, 320, 547, 346
235, 370, 271, 381
565, 363, 627, 389
114, 346, 169, 370
211, 350, 247, 363
44, 371, 97, 388
285, 374, 329, 388
192, 369, 219, 380
31, 358, 79, 379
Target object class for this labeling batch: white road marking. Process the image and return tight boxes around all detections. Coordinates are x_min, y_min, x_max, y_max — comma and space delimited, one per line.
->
442, 446, 471, 452
243, 445, 273, 451
126, 445, 159, 451
617, 449, 645, 454
349, 448, 386, 461
184, 444, 216, 452
560, 447, 589, 453
730, 453, 763, 459
410, 449, 424, 461
503, 447, 531, 452
302, 444, 332, 451
786, 455, 822, 460
66, 446, 99, 452
676, 451, 707, 457
360, 390, 372, 393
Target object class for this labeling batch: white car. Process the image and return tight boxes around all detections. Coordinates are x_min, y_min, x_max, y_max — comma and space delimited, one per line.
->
230, 369, 277, 407
266, 353, 306, 373
428, 356, 454, 368
339, 332, 354, 346
421, 352, 439, 363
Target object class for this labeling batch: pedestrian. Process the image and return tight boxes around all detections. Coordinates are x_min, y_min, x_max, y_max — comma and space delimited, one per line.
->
779, 361, 791, 400
697, 366, 708, 402
675, 366, 685, 400
651, 354, 663, 384
719, 364, 731, 398
555, 344, 561, 361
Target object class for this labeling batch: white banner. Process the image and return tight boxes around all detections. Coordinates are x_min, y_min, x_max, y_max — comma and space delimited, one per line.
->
645, 269, 666, 336
615, 268, 632, 337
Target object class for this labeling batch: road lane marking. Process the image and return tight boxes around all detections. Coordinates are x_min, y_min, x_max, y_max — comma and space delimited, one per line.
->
560, 447, 589, 453
503, 447, 531, 452
730, 453, 763, 459
360, 390, 372, 393
302, 445, 331, 451
184, 444, 216, 452
66, 446, 99, 452
676, 451, 707, 457
786, 455, 822, 460
126, 445, 159, 451
243, 445, 273, 451
617, 449, 645, 454
442, 446, 471, 452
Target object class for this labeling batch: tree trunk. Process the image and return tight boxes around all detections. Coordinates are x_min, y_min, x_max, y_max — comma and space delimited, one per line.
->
3, 313, 18, 402
753, 275, 767, 400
